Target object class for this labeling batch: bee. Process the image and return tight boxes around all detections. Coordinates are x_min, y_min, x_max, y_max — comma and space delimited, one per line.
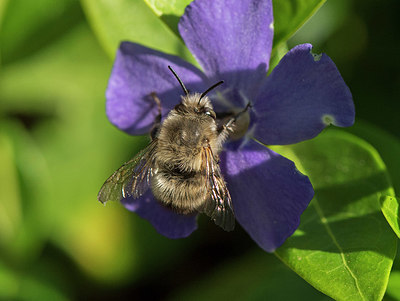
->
98, 66, 248, 231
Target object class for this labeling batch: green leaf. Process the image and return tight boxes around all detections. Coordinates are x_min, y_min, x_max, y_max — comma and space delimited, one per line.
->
272, 0, 326, 54
143, 0, 192, 36
0, 259, 71, 301
380, 196, 400, 239
170, 250, 327, 300
288, 0, 352, 47
18, 275, 70, 301
268, 42, 288, 75
81, 0, 194, 62
0, 22, 138, 280
0, 130, 21, 248
0, 121, 54, 263
0, 261, 19, 300
346, 120, 400, 196
0, 0, 9, 28
346, 121, 400, 239
0, 258, 73, 301
272, 130, 397, 301
0, 0, 83, 65
386, 270, 400, 300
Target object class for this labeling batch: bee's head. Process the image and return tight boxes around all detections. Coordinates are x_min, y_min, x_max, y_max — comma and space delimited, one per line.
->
174, 93, 216, 120
167, 65, 223, 121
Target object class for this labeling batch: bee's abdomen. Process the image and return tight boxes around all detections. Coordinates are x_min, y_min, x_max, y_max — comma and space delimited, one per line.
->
155, 144, 203, 172
151, 165, 206, 213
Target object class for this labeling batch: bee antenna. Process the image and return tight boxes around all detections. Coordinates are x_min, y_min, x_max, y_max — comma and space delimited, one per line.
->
199, 80, 224, 104
168, 66, 189, 96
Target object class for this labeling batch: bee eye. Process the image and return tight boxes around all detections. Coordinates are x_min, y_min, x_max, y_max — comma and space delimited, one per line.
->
204, 110, 216, 119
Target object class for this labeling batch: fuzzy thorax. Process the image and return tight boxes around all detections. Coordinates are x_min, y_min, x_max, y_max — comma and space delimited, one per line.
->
155, 94, 223, 172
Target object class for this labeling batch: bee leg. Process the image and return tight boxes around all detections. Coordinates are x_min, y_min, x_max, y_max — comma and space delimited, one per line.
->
226, 102, 252, 128
218, 102, 252, 140
149, 92, 162, 140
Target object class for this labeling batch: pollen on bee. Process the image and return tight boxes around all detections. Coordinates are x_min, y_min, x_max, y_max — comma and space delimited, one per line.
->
322, 114, 335, 126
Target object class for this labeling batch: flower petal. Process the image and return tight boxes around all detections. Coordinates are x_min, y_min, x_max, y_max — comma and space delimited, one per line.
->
106, 41, 207, 135
253, 44, 355, 145
121, 190, 198, 239
220, 140, 314, 252
179, 0, 273, 93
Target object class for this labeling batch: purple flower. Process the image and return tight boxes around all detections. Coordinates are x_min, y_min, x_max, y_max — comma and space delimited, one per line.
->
106, 0, 354, 252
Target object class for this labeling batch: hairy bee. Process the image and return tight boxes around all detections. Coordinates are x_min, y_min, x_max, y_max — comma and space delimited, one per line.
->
98, 66, 246, 231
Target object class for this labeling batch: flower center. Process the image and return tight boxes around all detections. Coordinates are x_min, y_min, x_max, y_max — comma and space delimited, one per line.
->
218, 107, 251, 141
213, 89, 252, 141
230, 107, 251, 140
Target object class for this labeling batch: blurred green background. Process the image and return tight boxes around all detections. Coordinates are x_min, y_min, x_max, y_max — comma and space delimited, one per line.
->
0, 0, 399, 300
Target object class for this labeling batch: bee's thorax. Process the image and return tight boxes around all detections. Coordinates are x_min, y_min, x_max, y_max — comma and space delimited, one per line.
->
156, 96, 220, 172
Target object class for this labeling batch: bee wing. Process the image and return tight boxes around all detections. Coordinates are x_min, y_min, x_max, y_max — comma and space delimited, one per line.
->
201, 147, 235, 231
97, 140, 157, 204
